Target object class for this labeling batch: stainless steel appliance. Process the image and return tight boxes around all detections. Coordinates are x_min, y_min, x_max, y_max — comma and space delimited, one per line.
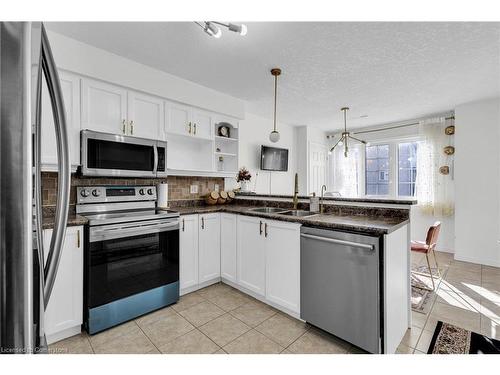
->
300, 227, 381, 353
76, 186, 180, 334
0, 22, 71, 353
80, 130, 168, 178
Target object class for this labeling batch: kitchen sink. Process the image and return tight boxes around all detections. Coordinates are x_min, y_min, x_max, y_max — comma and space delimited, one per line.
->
279, 210, 317, 217
248, 207, 288, 214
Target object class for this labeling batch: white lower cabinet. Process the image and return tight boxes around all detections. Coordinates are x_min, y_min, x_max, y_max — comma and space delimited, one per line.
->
265, 220, 301, 313
43, 226, 84, 344
220, 213, 237, 283
179, 214, 199, 291
179, 213, 221, 295
198, 213, 221, 283
237, 216, 267, 296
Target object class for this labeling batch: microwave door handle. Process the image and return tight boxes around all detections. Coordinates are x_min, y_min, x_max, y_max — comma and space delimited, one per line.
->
41, 24, 71, 307
153, 145, 158, 175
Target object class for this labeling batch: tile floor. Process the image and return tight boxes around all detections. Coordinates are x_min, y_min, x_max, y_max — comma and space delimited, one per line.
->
397, 251, 500, 354
49, 251, 499, 354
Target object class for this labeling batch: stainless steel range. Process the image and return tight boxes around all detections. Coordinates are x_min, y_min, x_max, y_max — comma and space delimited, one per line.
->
76, 185, 180, 334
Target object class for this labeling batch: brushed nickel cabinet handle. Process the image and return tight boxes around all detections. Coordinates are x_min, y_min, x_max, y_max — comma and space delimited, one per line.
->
122, 119, 126, 134
201, 217, 205, 229
182, 218, 185, 232
130, 120, 134, 135
193, 123, 197, 135
264, 223, 268, 238
188, 122, 192, 134
259, 221, 263, 236
77, 229, 80, 248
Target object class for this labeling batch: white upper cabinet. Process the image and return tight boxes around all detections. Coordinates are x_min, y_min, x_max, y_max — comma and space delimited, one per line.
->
198, 213, 221, 283
81, 78, 128, 135
220, 213, 237, 283
127, 91, 163, 139
164, 101, 192, 137
265, 220, 301, 313
44, 226, 84, 344
179, 214, 200, 293
237, 215, 266, 296
40, 70, 81, 169
164, 101, 213, 140
191, 110, 213, 140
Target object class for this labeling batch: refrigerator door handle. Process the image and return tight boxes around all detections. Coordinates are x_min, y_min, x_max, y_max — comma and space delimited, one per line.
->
40, 24, 71, 307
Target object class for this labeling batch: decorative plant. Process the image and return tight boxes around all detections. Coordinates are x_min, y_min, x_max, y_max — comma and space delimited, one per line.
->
236, 167, 252, 182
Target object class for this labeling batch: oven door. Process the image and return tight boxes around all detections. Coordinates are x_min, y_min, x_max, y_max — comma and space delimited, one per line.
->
88, 219, 179, 310
81, 130, 158, 177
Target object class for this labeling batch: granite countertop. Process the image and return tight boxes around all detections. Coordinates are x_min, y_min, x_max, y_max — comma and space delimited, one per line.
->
42, 214, 88, 230
174, 204, 409, 236
236, 192, 417, 205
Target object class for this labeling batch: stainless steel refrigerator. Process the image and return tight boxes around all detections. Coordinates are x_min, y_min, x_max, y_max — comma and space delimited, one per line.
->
0, 22, 71, 353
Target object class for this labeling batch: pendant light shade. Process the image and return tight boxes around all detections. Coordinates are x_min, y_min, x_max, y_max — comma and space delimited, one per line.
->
269, 68, 281, 143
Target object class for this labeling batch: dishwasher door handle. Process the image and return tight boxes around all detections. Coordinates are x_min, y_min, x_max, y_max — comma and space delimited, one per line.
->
300, 233, 375, 251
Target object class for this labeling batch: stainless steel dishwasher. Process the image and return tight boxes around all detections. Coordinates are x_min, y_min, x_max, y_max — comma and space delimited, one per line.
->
300, 226, 381, 353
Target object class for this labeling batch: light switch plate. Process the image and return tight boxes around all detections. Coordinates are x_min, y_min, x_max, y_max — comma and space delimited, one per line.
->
190, 185, 198, 194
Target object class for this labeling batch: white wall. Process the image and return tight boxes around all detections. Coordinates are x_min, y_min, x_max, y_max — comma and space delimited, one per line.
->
47, 31, 245, 119
225, 112, 297, 195
295, 126, 328, 195
455, 97, 500, 267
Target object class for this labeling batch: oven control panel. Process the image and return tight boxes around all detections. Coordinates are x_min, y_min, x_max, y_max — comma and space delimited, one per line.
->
77, 186, 157, 204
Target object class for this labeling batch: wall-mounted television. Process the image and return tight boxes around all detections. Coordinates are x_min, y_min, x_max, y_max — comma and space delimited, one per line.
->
260, 145, 289, 171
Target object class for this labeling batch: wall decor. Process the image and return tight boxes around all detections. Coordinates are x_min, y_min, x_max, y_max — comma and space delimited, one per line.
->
445, 125, 455, 135
439, 166, 450, 175
217, 123, 231, 138
444, 146, 455, 155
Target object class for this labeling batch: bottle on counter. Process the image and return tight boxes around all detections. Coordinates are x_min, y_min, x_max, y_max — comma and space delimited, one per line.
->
310, 192, 320, 213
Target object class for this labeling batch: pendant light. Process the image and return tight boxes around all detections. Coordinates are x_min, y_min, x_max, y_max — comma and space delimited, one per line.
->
269, 68, 281, 143
329, 107, 366, 157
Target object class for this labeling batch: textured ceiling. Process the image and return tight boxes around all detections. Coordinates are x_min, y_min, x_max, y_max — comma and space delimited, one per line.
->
46, 22, 500, 130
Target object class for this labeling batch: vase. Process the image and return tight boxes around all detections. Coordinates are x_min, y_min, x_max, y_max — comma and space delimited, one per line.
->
240, 180, 251, 192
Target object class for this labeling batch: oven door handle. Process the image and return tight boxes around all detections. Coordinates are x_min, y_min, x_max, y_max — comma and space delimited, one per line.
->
90, 221, 179, 242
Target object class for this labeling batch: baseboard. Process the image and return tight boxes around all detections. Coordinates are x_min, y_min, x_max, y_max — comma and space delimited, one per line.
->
454, 254, 500, 268
46, 325, 81, 345
180, 277, 221, 296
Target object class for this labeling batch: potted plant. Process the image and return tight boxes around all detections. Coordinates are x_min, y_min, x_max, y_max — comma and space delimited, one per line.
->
237, 167, 252, 192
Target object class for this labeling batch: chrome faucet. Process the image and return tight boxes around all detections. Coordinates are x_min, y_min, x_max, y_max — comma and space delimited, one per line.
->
320, 185, 327, 214
293, 173, 299, 210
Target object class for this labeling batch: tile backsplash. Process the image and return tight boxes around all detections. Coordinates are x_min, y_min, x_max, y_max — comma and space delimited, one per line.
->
41, 172, 225, 207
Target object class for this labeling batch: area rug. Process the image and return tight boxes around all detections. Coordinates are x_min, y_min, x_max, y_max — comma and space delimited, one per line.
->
427, 321, 500, 354
411, 265, 446, 314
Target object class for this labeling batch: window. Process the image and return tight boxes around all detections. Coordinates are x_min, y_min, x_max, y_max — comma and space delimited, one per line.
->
364, 141, 419, 197
398, 142, 418, 196
365, 144, 390, 195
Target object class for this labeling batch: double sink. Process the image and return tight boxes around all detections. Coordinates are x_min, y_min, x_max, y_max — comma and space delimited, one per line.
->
248, 207, 317, 217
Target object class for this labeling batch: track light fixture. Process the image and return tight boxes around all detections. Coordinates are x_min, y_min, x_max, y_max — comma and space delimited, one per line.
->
195, 21, 247, 38
329, 107, 366, 157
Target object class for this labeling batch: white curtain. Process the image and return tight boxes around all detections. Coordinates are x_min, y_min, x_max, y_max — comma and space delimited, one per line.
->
329, 143, 362, 197
415, 117, 454, 216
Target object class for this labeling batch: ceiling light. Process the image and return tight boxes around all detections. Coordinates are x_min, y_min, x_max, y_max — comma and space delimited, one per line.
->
269, 68, 282, 143
195, 21, 247, 38
329, 107, 366, 157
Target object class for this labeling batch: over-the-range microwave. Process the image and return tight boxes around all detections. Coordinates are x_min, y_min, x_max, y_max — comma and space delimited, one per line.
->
80, 130, 167, 178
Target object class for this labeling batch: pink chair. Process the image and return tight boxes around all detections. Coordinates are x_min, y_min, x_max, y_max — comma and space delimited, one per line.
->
411, 222, 441, 290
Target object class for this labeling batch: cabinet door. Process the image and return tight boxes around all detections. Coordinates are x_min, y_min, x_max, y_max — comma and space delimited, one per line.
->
198, 213, 221, 283
81, 78, 128, 135
265, 220, 301, 313
40, 71, 81, 169
220, 213, 237, 283
237, 215, 266, 296
191, 110, 213, 139
44, 226, 84, 341
179, 214, 199, 291
165, 101, 192, 136
127, 91, 163, 139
